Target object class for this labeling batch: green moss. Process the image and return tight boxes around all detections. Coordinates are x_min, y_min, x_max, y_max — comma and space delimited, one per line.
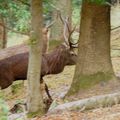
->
67, 72, 114, 96
28, 37, 37, 45
11, 82, 24, 94
0, 91, 5, 99
27, 109, 45, 118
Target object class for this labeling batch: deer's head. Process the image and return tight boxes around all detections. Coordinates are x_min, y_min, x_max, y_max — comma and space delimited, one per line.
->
60, 14, 78, 65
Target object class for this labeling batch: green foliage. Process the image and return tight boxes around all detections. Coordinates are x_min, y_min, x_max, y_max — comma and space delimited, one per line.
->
0, 0, 55, 34
72, 7, 81, 25
72, 0, 82, 6
13, 5, 31, 33
43, 0, 53, 22
0, 99, 9, 120
72, 0, 82, 25
0, 0, 30, 33
0, 0, 82, 36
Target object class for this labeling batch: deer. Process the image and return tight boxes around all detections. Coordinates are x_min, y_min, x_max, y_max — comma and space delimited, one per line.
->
0, 14, 77, 101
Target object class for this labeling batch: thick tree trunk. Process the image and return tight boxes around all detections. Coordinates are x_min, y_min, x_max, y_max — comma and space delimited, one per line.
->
0, 17, 7, 49
27, 0, 45, 116
66, 1, 115, 96
50, 0, 72, 41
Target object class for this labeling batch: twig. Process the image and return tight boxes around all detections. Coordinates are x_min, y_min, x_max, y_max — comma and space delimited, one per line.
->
112, 48, 120, 50
13, 0, 30, 7
111, 26, 120, 31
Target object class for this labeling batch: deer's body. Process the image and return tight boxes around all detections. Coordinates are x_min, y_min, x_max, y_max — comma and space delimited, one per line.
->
0, 44, 77, 90
0, 14, 77, 100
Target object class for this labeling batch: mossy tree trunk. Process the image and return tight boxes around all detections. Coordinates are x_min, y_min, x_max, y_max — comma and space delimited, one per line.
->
66, 0, 115, 96
0, 16, 7, 49
27, 0, 45, 116
50, 0, 72, 41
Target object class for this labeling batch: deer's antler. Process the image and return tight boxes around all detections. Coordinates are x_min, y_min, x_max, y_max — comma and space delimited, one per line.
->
60, 14, 78, 49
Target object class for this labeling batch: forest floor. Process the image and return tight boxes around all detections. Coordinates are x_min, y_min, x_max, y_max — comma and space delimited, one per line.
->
3, 6, 120, 120
35, 6, 120, 120
31, 26, 120, 120
7, 25, 120, 120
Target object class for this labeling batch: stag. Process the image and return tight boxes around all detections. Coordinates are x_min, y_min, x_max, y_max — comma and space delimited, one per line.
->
0, 16, 77, 100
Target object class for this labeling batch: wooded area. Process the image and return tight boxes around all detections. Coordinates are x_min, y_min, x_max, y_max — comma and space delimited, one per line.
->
0, 0, 120, 119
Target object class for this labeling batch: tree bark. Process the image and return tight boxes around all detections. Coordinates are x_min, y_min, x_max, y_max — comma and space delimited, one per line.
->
117, 0, 120, 6
50, 0, 72, 41
27, 0, 45, 116
66, 0, 116, 96
0, 16, 7, 49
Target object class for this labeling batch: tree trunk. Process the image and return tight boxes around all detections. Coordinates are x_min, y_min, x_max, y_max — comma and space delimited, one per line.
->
117, 0, 119, 6
27, 0, 45, 116
0, 16, 7, 49
66, 1, 116, 96
50, 0, 72, 41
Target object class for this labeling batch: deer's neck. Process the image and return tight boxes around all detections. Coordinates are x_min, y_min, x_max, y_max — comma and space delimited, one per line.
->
45, 49, 68, 75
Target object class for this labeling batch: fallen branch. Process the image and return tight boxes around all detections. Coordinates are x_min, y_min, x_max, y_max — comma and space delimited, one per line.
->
48, 92, 120, 114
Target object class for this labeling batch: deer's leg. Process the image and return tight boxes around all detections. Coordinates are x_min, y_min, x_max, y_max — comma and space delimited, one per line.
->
0, 72, 14, 89
45, 83, 52, 100
40, 78, 45, 98
40, 77, 52, 100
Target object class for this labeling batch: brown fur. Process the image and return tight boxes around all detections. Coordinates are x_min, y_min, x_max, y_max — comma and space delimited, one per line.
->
0, 44, 77, 89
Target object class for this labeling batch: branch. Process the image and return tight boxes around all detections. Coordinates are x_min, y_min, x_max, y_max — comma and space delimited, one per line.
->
111, 26, 120, 31
112, 48, 120, 50
0, 23, 29, 36
48, 92, 120, 114
18, 0, 30, 7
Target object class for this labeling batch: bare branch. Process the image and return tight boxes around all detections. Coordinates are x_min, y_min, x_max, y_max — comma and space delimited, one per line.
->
0, 23, 29, 36
13, 0, 30, 7
112, 48, 120, 50
49, 3, 60, 11
46, 20, 56, 29
65, 17, 71, 33
63, 20, 69, 46
111, 25, 120, 31
58, 10, 65, 24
